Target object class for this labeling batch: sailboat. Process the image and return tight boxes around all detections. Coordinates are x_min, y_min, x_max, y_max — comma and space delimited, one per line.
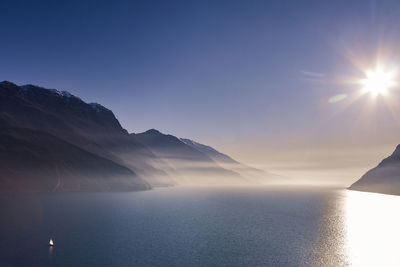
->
49, 238, 54, 246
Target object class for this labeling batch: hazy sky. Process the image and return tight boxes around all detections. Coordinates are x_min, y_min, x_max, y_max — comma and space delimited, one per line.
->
2, 0, 400, 184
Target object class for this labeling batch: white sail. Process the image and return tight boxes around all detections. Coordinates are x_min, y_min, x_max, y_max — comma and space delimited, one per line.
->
49, 238, 54, 246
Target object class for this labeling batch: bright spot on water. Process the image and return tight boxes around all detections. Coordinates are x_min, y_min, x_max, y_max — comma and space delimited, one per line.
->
345, 190, 400, 267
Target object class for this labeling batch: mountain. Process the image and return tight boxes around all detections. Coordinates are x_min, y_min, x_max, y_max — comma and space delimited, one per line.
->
180, 138, 283, 184
15, 83, 160, 173
0, 80, 282, 192
180, 138, 240, 165
349, 145, 400, 195
134, 129, 248, 185
0, 127, 149, 193
0, 81, 153, 192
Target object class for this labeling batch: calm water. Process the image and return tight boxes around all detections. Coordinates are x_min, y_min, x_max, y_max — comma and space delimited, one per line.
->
1, 187, 400, 267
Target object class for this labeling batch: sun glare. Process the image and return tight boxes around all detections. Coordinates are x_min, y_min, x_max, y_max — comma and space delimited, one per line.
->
345, 191, 400, 266
360, 66, 397, 97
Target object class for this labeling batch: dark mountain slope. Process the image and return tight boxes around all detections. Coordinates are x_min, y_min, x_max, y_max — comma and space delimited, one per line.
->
349, 145, 400, 195
0, 127, 150, 193
136, 129, 217, 161
0, 82, 159, 162
134, 129, 247, 185
20, 83, 126, 135
0, 81, 156, 192
0, 80, 282, 190
21, 84, 168, 183
180, 138, 283, 184
180, 138, 240, 164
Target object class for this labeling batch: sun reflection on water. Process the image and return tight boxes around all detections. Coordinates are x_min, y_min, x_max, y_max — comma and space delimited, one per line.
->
345, 190, 400, 267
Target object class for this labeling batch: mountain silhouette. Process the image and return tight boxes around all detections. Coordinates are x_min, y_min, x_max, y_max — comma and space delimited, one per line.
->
0, 81, 152, 192
135, 129, 249, 185
349, 144, 400, 195
0, 81, 280, 192
180, 138, 283, 183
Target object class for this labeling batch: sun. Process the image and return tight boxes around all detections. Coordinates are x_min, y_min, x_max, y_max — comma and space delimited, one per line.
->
360, 66, 397, 97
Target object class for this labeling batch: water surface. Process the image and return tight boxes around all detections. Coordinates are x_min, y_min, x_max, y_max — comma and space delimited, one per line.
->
0, 187, 399, 266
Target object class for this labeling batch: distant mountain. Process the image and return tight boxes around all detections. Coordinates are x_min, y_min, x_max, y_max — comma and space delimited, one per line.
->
180, 138, 240, 165
135, 129, 248, 185
180, 138, 283, 183
349, 145, 400, 195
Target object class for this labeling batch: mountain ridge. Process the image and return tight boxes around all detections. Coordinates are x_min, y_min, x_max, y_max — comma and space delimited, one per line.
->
180, 138, 284, 184
0, 81, 153, 192
349, 144, 400, 195
134, 129, 249, 185
0, 80, 281, 192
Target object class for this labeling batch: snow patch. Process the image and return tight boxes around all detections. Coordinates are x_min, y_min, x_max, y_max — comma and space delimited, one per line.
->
90, 103, 109, 113
48, 89, 80, 100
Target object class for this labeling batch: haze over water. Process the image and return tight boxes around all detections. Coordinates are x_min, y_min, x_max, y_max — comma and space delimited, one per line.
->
1, 187, 399, 267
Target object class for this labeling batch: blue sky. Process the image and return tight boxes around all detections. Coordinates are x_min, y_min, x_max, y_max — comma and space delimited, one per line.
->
2, 0, 400, 183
